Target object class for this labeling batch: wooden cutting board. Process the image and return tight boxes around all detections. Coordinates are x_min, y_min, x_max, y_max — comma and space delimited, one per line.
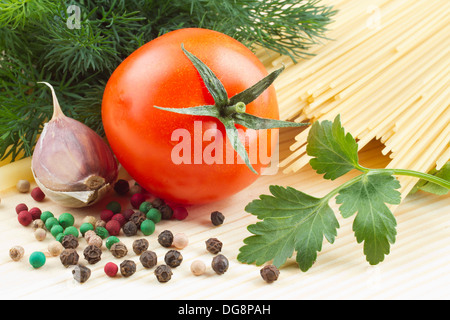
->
0, 128, 449, 299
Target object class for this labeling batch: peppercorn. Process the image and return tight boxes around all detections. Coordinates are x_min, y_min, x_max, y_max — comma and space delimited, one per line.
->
87, 235, 103, 248
100, 209, 114, 222
95, 220, 106, 228
114, 179, 130, 195
260, 265, 280, 283
83, 245, 102, 264
95, 226, 109, 239
205, 238, 223, 254
154, 264, 172, 283
84, 230, 96, 242
55, 233, 65, 243
18, 210, 32, 226
29, 251, 46, 269
40, 210, 54, 223
211, 211, 225, 226
79, 222, 94, 236
164, 249, 183, 268
104, 262, 118, 277
110, 242, 128, 258
106, 201, 121, 214
9, 246, 24, 261
129, 211, 146, 227
190, 260, 206, 276
16, 179, 30, 193
130, 193, 146, 209
120, 260, 136, 277
82, 215, 97, 226
29, 207, 42, 220
48, 241, 64, 256
211, 254, 229, 275
140, 219, 155, 236
140, 250, 157, 269
45, 217, 59, 231
132, 238, 149, 255
50, 224, 64, 238
122, 221, 138, 237
111, 213, 126, 227
64, 226, 79, 238
172, 206, 188, 220
105, 236, 120, 250
60, 249, 79, 267
105, 219, 121, 236
129, 183, 142, 195
146, 208, 161, 223
58, 212, 75, 228
61, 234, 79, 249
34, 228, 47, 241
72, 264, 91, 283
157, 230, 173, 248
159, 204, 173, 220
31, 187, 45, 202
122, 208, 135, 221
150, 197, 164, 208
32, 219, 45, 230
15, 203, 28, 214
139, 201, 152, 214
173, 233, 189, 249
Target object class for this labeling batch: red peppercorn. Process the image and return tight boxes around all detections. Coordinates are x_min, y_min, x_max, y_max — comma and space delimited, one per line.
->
114, 179, 130, 195
130, 193, 146, 209
28, 207, 42, 220
100, 209, 115, 222
15, 203, 28, 214
105, 220, 121, 236
104, 262, 118, 277
122, 209, 135, 221
30, 187, 45, 202
111, 213, 127, 227
172, 206, 188, 220
18, 210, 32, 226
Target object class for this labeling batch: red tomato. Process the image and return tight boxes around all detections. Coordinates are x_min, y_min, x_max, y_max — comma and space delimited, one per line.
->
102, 28, 279, 205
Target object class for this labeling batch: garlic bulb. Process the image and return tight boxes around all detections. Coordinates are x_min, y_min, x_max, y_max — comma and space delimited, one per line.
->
32, 82, 118, 208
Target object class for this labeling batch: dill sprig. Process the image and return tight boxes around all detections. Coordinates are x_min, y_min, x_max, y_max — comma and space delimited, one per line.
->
0, 0, 336, 161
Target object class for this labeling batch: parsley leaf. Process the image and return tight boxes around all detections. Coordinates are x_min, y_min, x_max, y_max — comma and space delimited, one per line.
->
411, 162, 450, 195
238, 185, 339, 271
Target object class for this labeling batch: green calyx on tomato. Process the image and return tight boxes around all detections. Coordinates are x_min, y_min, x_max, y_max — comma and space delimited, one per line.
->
155, 45, 308, 174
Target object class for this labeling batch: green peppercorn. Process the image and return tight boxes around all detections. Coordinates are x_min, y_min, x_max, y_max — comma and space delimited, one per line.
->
64, 226, 79, 238
45, 217, 59, 231
146, 208, 161, 223
55, 233, 65, 243
59, 212, 75, 229
139, 201, 152, 214
106, 201, 121, 214
49, 224, 62, 238
95, 226, 109, 239
140, 219, 155, 236
29, 251, 46, 269
40, 211, 54, 223
106, 236, 120, 250
79, 223, 94, 236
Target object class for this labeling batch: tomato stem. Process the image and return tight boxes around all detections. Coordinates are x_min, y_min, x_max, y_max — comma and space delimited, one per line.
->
222, 102, 246, 117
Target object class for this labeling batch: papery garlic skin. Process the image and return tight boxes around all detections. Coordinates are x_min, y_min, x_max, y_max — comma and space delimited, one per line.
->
32, 82, 118, 208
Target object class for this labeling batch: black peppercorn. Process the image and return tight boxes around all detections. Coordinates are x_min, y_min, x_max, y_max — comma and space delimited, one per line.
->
211, 211, 225, 226
164, 249, 183, 268
83, 245, 102, 264
205, 238, 222, 254
110, 242, 128, 258
159, 204, 173, 220
72, 264, 91, 283
132, 238, 149, 255
158, 230, 174, 248
140, 250, 158, 269
154, 264, 172, 283
120, 260, 137, 277
129, 211, 146, 227
61, 234, 79, 249
211, 254, 229, 275
60, 249, 79, 267
151, 197, 165, 208
260, 265, 280, 283
122, 221, 138, 236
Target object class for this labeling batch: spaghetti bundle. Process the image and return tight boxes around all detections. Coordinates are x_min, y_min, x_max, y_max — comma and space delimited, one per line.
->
258, 0, 449, 198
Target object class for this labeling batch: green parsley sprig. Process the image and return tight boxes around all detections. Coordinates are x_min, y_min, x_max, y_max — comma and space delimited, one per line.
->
238, 115, 450, 271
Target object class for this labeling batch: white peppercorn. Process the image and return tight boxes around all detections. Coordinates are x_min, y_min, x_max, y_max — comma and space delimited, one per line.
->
190, 260, 206, 276
82, 215, 97, 226
9, 246, 24, 261
31, 219, 45, 230
48, 241, 64, 256
16, 179, 30, 193
87, 234, 103, 248
173, 233, 189, 249
34, 228, 47, 241
84, 230, 96, 242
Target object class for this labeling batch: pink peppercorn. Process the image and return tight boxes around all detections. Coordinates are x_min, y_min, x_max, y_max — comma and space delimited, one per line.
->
130, 193, 146, 209
15, 203, 28, 214
104, 262, 118, 277
31, 187, 45, 202
100, 209, 115, 222
172, 206, 189, 220
111, 214, 127, 227
105, 220, 121, 236
28, 207, 42, 220
18, 210, 32, 226
122, 208, 135, 221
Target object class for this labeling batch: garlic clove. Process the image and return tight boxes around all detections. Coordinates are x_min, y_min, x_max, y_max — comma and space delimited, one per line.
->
32, 82, 118, 208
